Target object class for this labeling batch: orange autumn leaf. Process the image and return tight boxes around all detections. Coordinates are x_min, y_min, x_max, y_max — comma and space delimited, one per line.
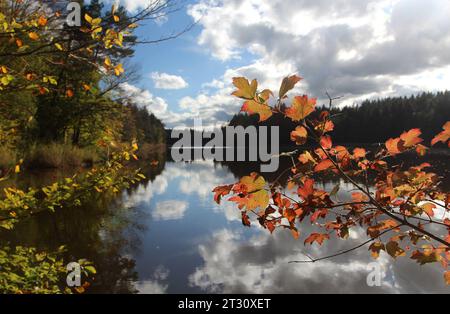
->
298, 151, 316, 165
290, 126, 308, 145
241, 100, 273, 122
421, 203, 436, 217
431, 121, 450, 146
315, 120, 335, 133
369, 242, 385, 259
230, 190, 270, 211
212, 184, 233, 204
445, 271, 450, 285
297, 178, 315, 200
66, 89, 74, 97
320, 135, 333, 150
353, 148, 366, 159
28, 32, 39, 40
285, 95, 316, 122
385, 137, 401, 155
314, 159, 334, 172
231, 77, 257, 100
304, 233, 330, 246
415, 144, 428, 156
400, 128, 423, 148
352, 192, 369, 203
38, 15, 48, 26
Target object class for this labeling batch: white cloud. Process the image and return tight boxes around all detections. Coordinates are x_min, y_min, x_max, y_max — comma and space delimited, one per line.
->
182, 0, 450, 126
135, 265, 170, 294
152, 200, 189, 221
151, 72, 189, 90
188, 228, 448, 293
119, 83, 168, 115
104, 0, 165, 14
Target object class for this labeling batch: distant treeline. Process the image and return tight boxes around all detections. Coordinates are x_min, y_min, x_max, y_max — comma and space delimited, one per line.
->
166, 91, 450, 147
229, 91, 450, 145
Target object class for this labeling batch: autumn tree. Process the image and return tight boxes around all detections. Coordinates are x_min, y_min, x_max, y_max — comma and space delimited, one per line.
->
214, 76, 450, 285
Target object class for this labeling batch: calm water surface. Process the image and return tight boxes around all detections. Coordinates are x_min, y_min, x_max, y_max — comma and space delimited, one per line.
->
1, 155, 449, 294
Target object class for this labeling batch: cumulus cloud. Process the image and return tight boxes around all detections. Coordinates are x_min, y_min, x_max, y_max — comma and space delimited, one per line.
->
179, 0, 450, 127
188, 228, 449, 293
151, 72, 189, 90
119, 83, 169, 115
135, 265, 170, 294
152, 200, 189, 221
103, 0, 167, 16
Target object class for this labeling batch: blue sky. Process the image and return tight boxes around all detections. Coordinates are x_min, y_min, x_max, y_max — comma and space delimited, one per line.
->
112, 0, 450, 128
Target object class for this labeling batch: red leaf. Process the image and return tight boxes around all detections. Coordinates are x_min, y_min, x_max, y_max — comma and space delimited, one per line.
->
314, 159, 334, 172
242, 212, 251, 227
431, 121, 450, 146
298, 178, 315, 200
212, 184, 233, 204
320, 135, 332, 150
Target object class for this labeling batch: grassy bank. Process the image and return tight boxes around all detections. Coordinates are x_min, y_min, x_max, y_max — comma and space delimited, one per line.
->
0, 143, 167, 172
24, 144, 100, 170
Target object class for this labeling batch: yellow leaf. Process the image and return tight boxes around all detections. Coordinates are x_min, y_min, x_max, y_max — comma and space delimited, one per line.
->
114, 64, 124, 76
104, 57, 112, 67
14, 165, 20, 173
55, 43, 63, 51
85, 14, 93, 23
239, 173, 266, 193
232, 77, 258, 100
113, 15, 120, 22
92, 18, 102, 25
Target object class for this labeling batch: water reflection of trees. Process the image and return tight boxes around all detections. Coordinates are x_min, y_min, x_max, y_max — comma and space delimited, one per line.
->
221, 152, 450, 190
0, 151, 167, 294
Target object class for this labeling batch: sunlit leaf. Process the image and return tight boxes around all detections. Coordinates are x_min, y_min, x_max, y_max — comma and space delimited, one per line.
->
285, 95, 316, 122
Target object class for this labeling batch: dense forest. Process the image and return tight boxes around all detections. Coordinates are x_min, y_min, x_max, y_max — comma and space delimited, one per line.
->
227, 91, 450, 146
0, 0, 165, 172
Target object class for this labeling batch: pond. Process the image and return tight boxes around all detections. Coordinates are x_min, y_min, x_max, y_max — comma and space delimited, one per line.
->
1, 152, 449, 294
